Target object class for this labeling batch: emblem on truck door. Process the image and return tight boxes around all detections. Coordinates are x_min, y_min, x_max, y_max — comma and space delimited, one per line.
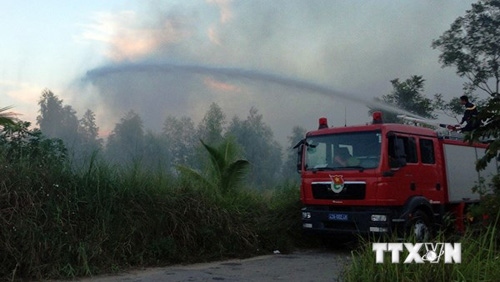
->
329, 175, 345, 193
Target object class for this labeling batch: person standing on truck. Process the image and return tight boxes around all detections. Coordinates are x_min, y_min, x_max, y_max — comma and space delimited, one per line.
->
459, 95, 479, 132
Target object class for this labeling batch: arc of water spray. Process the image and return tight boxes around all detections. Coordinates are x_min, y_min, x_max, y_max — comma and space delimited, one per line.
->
85, 62, 430, 120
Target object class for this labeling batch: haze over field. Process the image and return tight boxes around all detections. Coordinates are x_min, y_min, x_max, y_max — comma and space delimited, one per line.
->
2, 0, 476, 144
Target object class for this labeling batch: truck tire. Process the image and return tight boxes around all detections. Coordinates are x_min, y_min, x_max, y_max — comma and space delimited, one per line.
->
408, 210, 432, 242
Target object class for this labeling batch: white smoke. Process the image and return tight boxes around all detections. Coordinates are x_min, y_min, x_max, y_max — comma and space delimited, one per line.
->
75, 0, 475, 143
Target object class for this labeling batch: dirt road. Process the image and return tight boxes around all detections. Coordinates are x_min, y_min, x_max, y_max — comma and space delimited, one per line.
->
76, 249, 351, 282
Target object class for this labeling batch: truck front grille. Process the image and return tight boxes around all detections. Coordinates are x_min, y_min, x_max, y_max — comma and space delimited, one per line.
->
311, 182, 365, 200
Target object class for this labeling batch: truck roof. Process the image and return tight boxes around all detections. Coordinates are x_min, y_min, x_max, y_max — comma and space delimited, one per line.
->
306, 121, 489, 148
306, 122, 437, 137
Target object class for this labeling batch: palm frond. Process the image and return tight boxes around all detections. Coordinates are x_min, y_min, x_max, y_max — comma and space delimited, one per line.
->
0, 106, 13, 112
175, 164, 215, 190
0, 106, 16, 126
221, 138, 239, 162
184, 138, 251, 195
200, 139, 225, 179
221, 159, 250, 193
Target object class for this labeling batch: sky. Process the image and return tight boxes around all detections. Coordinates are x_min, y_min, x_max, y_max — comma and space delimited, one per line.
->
1, 0, 479, 145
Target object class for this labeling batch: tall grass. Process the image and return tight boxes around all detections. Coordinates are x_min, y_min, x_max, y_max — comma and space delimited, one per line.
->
0, 150, 305, 281
343, 219, 500, 282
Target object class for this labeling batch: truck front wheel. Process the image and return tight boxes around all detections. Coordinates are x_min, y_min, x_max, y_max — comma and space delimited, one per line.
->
408, 210, 432, 242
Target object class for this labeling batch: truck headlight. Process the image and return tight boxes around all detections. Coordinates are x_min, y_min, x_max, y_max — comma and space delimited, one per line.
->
302, 211, 311, 219
371, 214, 387, 222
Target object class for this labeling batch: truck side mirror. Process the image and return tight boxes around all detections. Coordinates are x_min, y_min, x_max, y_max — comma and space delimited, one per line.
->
296, 144, 303, 173
293, 139, 305, 173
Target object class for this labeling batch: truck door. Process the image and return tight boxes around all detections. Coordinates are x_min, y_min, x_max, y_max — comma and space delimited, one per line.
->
417, 138, 444, 202
388, 134, 420, 200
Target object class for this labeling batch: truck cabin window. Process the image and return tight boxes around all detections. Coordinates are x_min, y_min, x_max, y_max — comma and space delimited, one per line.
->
304, 131, 381, 170
388, 135, 417, 168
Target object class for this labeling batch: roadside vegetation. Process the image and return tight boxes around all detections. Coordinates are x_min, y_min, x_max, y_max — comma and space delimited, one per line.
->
1, 84, 316, 281
0, 121, 307, 280
343, 213, 500, 282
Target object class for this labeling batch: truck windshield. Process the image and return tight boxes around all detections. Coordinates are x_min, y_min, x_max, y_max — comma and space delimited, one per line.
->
304, 130, 382, 171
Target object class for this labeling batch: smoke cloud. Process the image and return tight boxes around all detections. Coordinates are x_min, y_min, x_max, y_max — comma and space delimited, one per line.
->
76, 0, 475, 143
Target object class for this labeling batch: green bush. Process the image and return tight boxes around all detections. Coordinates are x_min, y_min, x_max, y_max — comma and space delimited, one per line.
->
0, 129, 305, 280
343, 221, 500, 282
471, 175, 500, 228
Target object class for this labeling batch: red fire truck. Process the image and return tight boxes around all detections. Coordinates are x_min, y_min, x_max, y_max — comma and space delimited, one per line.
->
298, 112, 497, 240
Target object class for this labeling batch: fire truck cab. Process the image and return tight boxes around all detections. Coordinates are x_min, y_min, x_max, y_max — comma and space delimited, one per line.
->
298, 113, 497, 240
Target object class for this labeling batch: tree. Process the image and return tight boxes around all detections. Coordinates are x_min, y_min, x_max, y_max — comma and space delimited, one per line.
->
226, 107, 283, 188
37, 89, 63, 137
79, 110, 100, 145
37, 90, 80, 148
369, 75, 436, 123
74, 109, 103, 163
142, 130, 171, 172
0, 120, 67, 166
162, 116, 197, 167
432, 1, 500, 170
37, 91, 105, 166
432, 0, 500, 96
197, 103, 226, 146
433, 92, 489, 123
105, 110, 145, 164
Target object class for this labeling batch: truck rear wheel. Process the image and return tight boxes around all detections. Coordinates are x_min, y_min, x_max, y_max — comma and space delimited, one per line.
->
408, 210, 432, 242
